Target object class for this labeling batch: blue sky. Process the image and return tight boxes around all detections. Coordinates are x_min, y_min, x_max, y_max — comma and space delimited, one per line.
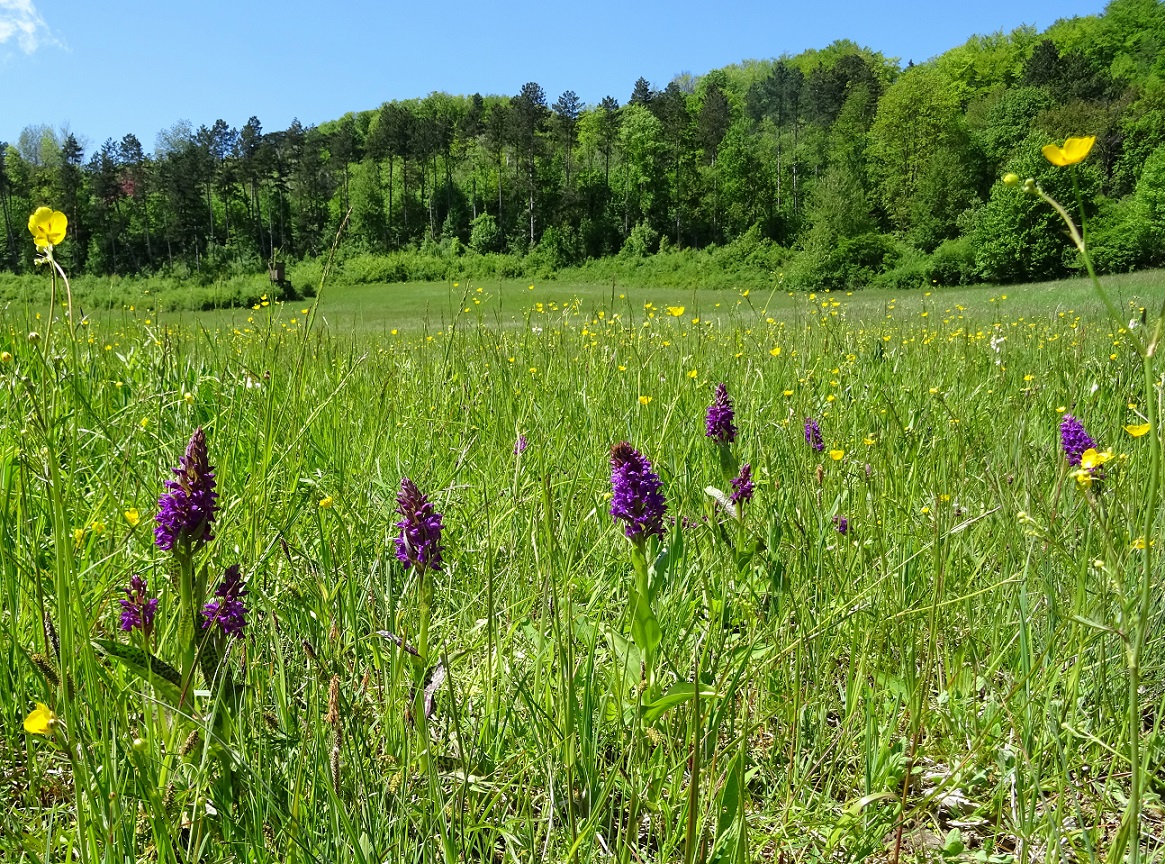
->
1, 0, 1107, 155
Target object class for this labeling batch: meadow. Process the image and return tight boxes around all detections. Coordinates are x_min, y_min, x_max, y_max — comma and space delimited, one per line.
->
1, 262, 1163, 863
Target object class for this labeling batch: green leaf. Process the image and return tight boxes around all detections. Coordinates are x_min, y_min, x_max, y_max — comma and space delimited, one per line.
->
93, 639, 184, 706
629, 590, 661, 657
942, 827, 965, 857
709, 746, 749, 864
649, 520, 683, 593
642, 681, 722, 725
767, 516, 783, 550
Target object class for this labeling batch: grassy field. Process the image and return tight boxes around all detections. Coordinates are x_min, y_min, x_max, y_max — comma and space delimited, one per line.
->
1, 267, 1164, 863
79, 267, 1159, 333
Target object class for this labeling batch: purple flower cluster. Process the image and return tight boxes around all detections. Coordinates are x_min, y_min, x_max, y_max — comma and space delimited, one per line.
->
201, 564, 247, 638
394, 478, 445, 572
155, 428, 218, 552
610, 442, 667, 541
514, 435, 528, 455
705, 383, 737, 444
730, 463, 754, 505
804, 417, 824, 452
833, 515, 849, 535
1060, 414, 1095, 467
119, 574, 158, 636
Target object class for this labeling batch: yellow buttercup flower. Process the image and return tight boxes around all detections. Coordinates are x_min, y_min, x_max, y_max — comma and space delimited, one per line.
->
770, 346, 781, 357
639, 395, 652, 405
1041, 136, 1096, 167
829, 449, 845, 461
124, 508, 141, 527
1124, 423, 1150, 438
666, 306, 685, 317
28, 207, 68, 249
1079, 448, 1113, 471
319, 495, 334, 509
24, 703, 56, 735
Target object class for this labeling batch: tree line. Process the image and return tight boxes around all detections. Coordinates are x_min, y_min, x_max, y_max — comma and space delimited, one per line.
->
2, 0, 1164, 289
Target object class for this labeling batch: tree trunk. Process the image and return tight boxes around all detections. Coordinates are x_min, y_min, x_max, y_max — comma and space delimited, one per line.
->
402, 157, 409, 235
142, 192, 153, 267
776, 121, 782, 209
0, 184, 17, 269
792, 121, 799, 212
206, 182, 215, 247
387, 155, 394, 246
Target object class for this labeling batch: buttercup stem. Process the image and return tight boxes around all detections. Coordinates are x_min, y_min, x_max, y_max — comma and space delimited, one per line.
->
1042, 182, 1157, 864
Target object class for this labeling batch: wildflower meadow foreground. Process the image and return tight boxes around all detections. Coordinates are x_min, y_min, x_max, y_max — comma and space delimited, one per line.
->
2, 143, 1164, 863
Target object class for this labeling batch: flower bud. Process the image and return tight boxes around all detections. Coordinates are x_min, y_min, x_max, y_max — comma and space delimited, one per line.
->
27, 332, 40, 344
1002, 173, 1020, 187
1022, 178, 1036, 194
0, 351, 12, 363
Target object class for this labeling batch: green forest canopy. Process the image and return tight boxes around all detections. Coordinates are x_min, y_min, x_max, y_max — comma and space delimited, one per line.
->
2, 0, 1165, 291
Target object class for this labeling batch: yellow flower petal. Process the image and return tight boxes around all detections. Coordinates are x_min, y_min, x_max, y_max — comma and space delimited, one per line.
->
123, 508, 140, 527
1041, 136, 1096, 167
24, 703, 56, 736
28, 207, 67, 247
1124, 423, 1150, 438
829, 449, 845, 461
666, 306, 685, 317
319, 495, 334, 509
1079, 448, 1113, 471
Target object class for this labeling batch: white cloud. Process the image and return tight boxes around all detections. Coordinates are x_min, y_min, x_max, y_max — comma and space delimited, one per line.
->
0, 0, 54, 53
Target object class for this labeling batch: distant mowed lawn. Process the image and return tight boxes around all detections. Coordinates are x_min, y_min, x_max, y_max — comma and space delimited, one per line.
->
99, 268, 1164, 334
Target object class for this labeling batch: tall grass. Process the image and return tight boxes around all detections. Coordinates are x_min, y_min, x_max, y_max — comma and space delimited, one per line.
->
1, 280, 1162, 863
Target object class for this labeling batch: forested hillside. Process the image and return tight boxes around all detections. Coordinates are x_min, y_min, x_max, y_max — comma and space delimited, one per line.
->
3, 0, 1164, 291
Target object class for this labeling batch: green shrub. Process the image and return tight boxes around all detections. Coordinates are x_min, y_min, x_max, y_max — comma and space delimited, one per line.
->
536, 225, 584, 271
1134, 143, 1165, 259
469, 213, 503, 254
928, 235, 978, 285
792, 233, 900, 290
621, 221, 659, 258
1086, 196, 1156, 274
972, 133, 1102, 283
870, 244, 930, 291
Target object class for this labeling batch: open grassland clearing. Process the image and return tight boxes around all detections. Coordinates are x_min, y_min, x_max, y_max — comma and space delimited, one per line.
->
1, 270, 1164, 862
